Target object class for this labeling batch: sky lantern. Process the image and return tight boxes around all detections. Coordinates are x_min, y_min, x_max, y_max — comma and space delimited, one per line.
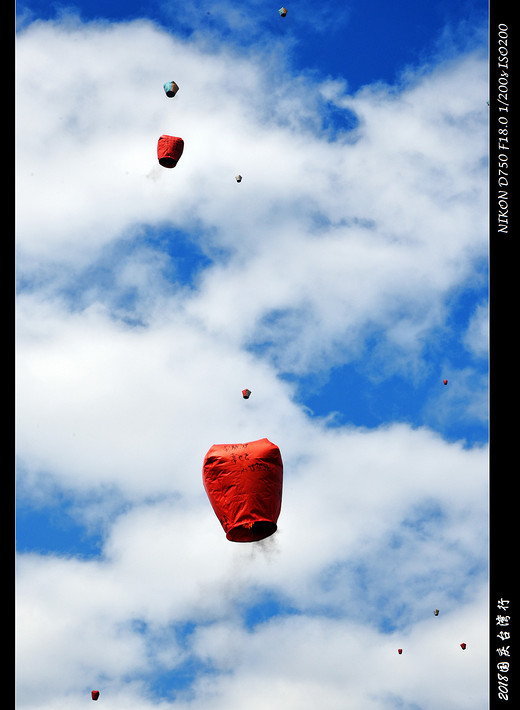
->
235, 174, 242, 182
460, 643, 467, 650
91, 691, 100, 701
443, 379, 448, 385
434, 609, 439, 616
398, 648, 402, 654
157, 135, 184, 168
203, 438, 283, 542
242, 388, 251, 399
163, 80, 179, 97
279, 7, 287, 17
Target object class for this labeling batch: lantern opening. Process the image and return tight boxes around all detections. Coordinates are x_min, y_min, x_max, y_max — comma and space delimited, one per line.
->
227, 520, 277, 543
159, 156, 178, 168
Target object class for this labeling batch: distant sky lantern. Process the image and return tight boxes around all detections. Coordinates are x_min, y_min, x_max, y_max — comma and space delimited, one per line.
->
434, 609, 439, 616
157, 135, 184, 168
443, 379, 448, 385
398, 649, 403, 654
460, 643, 467, 650
242, 388, 251, 399
203, 438, 283, 542
163, 80, 179, 97
91, 691, 100, 701
235, 174, 242, 182
279, 7, 287, 16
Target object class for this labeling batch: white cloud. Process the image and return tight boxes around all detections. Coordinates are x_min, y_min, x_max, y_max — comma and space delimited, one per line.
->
464, 302, 488, 358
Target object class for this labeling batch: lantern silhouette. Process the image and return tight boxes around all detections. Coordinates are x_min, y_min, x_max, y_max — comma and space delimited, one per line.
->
460, 643, 467, 650
398, 649, 402, 654
434, 609, 439, 616
203, 438, 283, 542
91, 691, 100, 701
242, 388, 251, 399
157, 135, 184, 168
279, 7, 287, 17
443, 379, 448, 385
235, 174, 243, 182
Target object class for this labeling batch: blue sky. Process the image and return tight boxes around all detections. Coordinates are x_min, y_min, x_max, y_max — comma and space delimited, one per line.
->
16, 2, 489, 709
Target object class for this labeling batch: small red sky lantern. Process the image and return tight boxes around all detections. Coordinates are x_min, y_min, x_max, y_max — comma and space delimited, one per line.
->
91, 690, 100, 701
398, 648, 403, 654
203, 438, 283, 542
242, 388, 251, 399
157, 135, 184, 168
460, 643, 467, 650
443, 379, 448, 385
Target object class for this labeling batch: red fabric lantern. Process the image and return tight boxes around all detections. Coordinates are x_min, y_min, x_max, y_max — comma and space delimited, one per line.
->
242, 388, 251, 399
91, 690, 100, 700
460, 643, 467, 650
157, 135, 184, 168
398, 648, 402, 654
443, 379, 448, 385
203, 438, 283, 542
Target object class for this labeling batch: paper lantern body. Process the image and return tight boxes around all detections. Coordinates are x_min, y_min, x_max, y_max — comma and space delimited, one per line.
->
157, 135, 184, 168
163, 81, 179, 97
203, 438, 283, 542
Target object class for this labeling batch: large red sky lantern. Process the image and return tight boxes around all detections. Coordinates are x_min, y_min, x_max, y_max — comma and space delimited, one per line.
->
203, 438, 283, 542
